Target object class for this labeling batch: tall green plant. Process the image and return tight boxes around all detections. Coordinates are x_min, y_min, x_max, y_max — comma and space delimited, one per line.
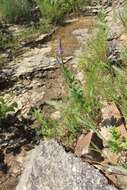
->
79, 9, 127, 122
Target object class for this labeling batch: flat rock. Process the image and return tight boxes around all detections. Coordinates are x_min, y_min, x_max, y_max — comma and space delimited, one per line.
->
9, 46, 55, 77
101, 102, 127, 138
75, 132, 93, 156
16, 140, 117, 190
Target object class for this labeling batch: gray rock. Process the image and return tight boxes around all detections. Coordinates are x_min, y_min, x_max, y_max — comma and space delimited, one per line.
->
16, 140, 117, 190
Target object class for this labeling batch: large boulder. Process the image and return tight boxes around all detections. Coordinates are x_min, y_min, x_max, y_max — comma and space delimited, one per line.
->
16, 140, 117, 190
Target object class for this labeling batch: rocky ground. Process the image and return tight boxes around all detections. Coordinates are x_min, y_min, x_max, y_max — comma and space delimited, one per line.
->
0, 0, 127, 189
0, 16, 96, 190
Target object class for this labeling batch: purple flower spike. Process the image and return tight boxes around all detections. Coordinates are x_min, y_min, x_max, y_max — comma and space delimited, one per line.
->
58, 46, 64, 55
58, 37, 64, 55
55, 37, 64, 66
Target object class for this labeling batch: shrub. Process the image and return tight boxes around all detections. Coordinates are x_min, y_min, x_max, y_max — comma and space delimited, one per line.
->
0, 0, 33, 23
36, 0, 88, 25
36, 0, 65, 24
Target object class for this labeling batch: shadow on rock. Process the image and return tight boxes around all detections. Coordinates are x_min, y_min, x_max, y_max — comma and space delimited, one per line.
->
101, 115, 125, 128
0, 113, 39, 173
0, 69, 16, 91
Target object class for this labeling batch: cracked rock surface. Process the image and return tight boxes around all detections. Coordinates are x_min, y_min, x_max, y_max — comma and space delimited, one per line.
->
16, 140, 117, 190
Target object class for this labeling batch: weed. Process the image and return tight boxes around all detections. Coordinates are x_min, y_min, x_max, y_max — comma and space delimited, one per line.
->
63, 67, 85, 107
32, 108, 57, 138
0, 97, 17, 120
108, 127, 127, 153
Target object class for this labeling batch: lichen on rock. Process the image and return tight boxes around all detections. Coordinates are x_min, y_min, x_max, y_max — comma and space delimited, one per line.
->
16, 140, 117, 190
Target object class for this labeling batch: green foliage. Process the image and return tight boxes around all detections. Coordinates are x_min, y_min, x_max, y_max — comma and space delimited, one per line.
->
31, 64, 96, 139
108, 127, 127, 153
0, 0, 89, 55
78, 13, 127, 121
0, 31, 14, 51
53, 18, 108, 137
0, 22, 52, 56
61, 0, 88, 12
32, 109, 57, 138
108, 67, 127, 119
60, 65, 99, 136
62, 101, 96, 136
59, 12, 127, 145
63, 66, 85, 107
120, 45, 127, 65
97, 8, 107, 23
14, 22, 52, 43
0, 0, 33, 23
62, 105, 82, 135
119, 1, 127, 28
78, 20, 108, 118
36, 0, 65, 24
0, 0, 89, 25
0, 31, 9, 50
36, 0, 88, 25
0, 97, 17, 119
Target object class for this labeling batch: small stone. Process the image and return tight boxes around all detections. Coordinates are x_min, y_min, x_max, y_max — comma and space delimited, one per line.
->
100, 127, 112, 143
75, 132, 93, 156
50, 111, 61, 120
75, 132, 103, 161
75, 72, 84, 84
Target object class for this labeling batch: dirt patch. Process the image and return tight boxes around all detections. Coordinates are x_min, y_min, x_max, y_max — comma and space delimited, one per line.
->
50, 16, 96, 57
